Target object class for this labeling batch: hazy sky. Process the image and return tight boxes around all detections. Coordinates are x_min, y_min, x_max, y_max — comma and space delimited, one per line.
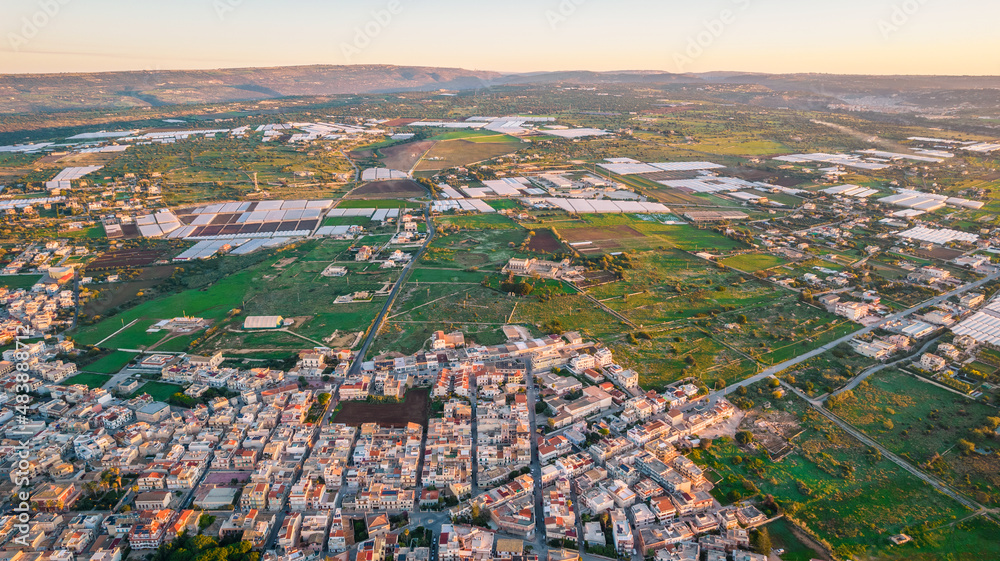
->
2, 0, 998, 75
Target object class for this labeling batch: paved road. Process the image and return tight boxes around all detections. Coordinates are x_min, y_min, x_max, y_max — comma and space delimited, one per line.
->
716, 271, 1000, 398
523, 364, 549, 553
782, 381, 990, 515
350, 206, 435, 376
828, 336, 940, 399
469, 375, 480, 497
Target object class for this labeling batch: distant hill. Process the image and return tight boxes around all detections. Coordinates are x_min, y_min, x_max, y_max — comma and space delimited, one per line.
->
0, 64, 998, 114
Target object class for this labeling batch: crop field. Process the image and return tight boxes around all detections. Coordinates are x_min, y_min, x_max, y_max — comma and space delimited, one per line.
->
699, 395, 979, 560
719, 253, 789, 272
830, 369, 1000, 506
530, 214, 749, 253
378, 140, 435, 171
64, 372, 112, 389
88, 248, 166, 269
322, 216, 371, 227
435, 213, 520, 230
337, 199, 420, 209
487, 199, 522, 211
526, 229, 564, 253
79, 351, 137, 374
350, 180, 427, 198
414, 139, 521, 172
332, 388, 431, 428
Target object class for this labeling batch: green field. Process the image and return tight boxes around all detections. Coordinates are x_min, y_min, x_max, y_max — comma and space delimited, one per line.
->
64, 372, 112, 389
831, 369, 1000, 506
700, 395, 980, 560
0, 275, 42, 290
720, 253, 790, 272
133, 381, 185, 402
79, 351, 137, 374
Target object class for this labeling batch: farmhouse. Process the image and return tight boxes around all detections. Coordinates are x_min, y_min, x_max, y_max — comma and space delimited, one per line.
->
502, 258, 585, 283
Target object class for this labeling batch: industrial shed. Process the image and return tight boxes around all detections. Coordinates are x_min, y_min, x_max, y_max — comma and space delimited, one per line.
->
243, 316, 284, 330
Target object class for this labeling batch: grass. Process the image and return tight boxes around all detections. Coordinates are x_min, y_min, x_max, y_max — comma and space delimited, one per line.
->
133, 381, 185, 402
414, 140, 520, 172
79, 351, 137, 374
487, 199, 522, 211
0, 275, 42, 290
699, 395, 976, 560
720, 253, 790, 272
435, 213, 520, 230
64, 372, 112, 389
830, 368, 1000, 506
764, 518, 828, 561
375, 283, 515, 356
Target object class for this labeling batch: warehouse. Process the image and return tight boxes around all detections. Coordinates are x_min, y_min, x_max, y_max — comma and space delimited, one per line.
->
244, 316, 284, 330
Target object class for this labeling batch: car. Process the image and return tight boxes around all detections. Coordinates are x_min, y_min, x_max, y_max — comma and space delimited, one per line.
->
774, 548, 785, 555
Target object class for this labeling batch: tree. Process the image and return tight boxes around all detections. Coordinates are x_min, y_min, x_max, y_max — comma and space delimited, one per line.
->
736, 431, 754, 446
751, 528, 772, 555
958, 439, 976, 456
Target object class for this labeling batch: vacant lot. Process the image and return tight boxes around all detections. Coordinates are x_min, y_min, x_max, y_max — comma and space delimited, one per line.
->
414, 139, 520, 172
333, 388, 430, 428
0, 275, 42, 290
720, 253, 789, 272
831, 368, 1000, 506
700, 395, 978, 560
350, 180, 427, 198
378, 140, 436, 171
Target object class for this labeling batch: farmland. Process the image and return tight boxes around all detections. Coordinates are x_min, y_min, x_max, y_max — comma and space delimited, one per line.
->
349, 179, 427, 198
414, 138, 522, 172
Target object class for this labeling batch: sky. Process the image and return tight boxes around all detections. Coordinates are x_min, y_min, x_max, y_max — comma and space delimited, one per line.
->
1, 0, 998, 75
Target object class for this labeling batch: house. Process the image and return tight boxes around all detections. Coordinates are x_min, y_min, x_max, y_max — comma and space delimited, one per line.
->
920, 353, 947, 372
960, 292, 985, 308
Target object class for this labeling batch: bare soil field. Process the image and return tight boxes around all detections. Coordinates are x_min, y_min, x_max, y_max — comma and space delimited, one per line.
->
350, 180, 427, 198
378, 140, 435, 171
88, 249, 165, 269
526, 229, 563, 253
333, 388, 430, 428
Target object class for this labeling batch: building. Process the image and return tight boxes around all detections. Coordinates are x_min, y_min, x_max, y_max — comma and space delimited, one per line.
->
920, 353, 947, 372
134, 491, 171, 511
136, 402, 171, 423
244, 316, 284, 330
